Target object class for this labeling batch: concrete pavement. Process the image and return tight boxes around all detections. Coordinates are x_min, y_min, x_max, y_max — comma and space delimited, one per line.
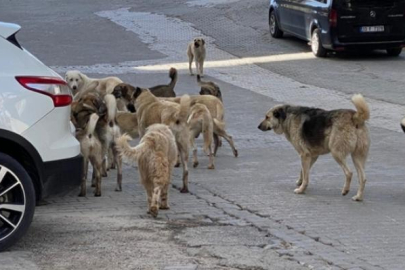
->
1, 0, 405, 269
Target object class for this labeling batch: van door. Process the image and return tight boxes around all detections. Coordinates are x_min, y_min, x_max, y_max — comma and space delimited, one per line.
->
334, 0, 405, 43
278, 0, 295, 32
284, 0, 308, 38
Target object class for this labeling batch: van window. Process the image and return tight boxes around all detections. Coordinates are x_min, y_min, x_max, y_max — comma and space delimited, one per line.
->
337, 0, 405, 8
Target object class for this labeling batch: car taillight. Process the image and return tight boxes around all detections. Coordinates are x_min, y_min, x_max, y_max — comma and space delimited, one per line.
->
15, 76, 72, 107
329, 9, 338, 27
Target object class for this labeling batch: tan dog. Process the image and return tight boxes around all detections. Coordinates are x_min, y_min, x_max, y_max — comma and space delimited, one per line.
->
197, 75, 222, 102
164, 95, 238, 158
187, 103, 215, 169
134, 87, 191, 193
258, 94, 370, 201
187, 38, 206, 77
117, 124, 177, 217
116, 112, 139, 138
65, 70, 123, 100
76, 113, 103, 197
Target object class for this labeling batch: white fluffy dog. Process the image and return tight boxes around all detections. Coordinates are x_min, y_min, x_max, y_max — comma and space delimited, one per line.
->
65, 70, 123, 100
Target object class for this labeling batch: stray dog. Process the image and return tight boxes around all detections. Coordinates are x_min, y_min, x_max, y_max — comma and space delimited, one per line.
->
258, 94, 370, 201
197, 75, 222, 102
116, 111, 139, 138
188, 103, 215, 169
65, 70, 123, 100
116, 124, 177, 217
148, 68, 178, 97
71, 93, 123, 194
133, 87, 191, 193
187, 38, 206, 76
76, 113, 103, 197
164, 95, 238, 158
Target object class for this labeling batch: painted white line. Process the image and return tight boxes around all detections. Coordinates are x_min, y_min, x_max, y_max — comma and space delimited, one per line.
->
52, 8, 404, 133
186, 0, 242, 7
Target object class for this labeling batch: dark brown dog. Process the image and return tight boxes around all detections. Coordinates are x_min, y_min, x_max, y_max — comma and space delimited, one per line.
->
197, 75, 222, 102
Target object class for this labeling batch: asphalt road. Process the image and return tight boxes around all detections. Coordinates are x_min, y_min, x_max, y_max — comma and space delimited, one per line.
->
1, 0, 405, 269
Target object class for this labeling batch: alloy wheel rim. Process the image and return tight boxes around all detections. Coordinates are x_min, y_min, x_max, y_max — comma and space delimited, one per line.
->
270, 14, 276, 35
0, 165, 26, 241
312, 32, 319, 54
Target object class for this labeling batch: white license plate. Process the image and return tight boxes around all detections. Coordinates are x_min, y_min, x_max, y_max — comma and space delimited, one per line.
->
360, 26, 385, 33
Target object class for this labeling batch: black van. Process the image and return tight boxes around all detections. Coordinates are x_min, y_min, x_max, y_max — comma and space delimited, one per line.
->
269, 0, 405, 57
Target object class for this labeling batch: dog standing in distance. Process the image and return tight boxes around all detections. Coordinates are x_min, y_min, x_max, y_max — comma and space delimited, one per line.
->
187, 38, 206, 77
117, 124, 178, 217
258, 94, 370, 201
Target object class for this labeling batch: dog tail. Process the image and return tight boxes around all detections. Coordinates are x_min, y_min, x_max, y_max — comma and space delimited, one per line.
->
196, 75, 202, 84
401, 118, 405, 133
116, 134, 147, 162
177, 94, 191, 124
352, 94, 370, 126
213, 118, 226, 133
86, 113, 99, 138
104, 94, 117, 125
168, 68, 178, 90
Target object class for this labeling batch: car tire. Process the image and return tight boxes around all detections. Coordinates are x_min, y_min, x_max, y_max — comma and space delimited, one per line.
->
0, 153, 35, 251
269, 10, 283, 38
311, 28, 327, 58
386, 48, 402, 57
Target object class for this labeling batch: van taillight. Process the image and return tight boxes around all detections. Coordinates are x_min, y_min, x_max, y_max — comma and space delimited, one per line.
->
329, 9, 338, 27
15, 76, 72, 107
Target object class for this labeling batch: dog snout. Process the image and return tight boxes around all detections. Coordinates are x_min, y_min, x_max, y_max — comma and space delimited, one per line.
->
72, 85, 77, 90
258, 122, 271, 131
194, 42, 199, 48
127, 103, 136, 113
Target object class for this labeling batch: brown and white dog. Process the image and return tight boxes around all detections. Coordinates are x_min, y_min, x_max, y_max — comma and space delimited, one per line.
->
197, 75, 222, 102
258, 94, 370, 201
187, 38, 206, 77
117, 124, 177, 218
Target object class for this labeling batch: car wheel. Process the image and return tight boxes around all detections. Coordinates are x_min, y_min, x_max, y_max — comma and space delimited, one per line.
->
311, 28, 327, 58
386, 48, 402, 57
0, 153, 35, 251
269, 10, 283, 38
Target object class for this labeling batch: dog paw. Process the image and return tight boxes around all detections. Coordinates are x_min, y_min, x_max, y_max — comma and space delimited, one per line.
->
115, 187, 122, 192
207, 164, 215, 170
94, 193, 101, 197
180, 187, 189, 193
193, 161, 199, 168
352, 195, 363, 202
174, 163, 181, 168
160, 205, 170, 210
233, 149, 238, 158
296, 179, 302, 186
294, 188, 305, 194
341, 189, 349, 196
78, 192, 86, 197
149, 206, 158, 218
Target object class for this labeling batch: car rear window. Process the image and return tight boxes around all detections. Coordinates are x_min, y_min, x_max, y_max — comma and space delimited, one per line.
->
336, 0, 405, 8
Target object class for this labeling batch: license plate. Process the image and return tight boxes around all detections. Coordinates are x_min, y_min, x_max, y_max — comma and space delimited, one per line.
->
360, 26, 385, 33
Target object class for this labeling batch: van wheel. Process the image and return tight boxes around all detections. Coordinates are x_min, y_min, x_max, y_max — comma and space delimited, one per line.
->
0, 153, 35, 251
386, 48, 402, 57
311, 29, 327, 57
269, 10, 283, 38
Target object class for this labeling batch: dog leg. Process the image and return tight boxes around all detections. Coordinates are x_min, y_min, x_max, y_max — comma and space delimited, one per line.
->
294, 154, 313, 194
108, 148, 116, 170
217, 130, 238, 157
296, 156, 318, 186
160, 184, 170, 210
113, 145, 123, 192
200, 59, 204, 77
188, 51, 194, 75
179, 147, 189, 193
79, 158, 89, 197
150, 186, 162, 218
213, 134, 220, 156
332, 152, 353, 196
92, 156, 103, 197
175, 153, 181, 167
190, 135, 199, 168
351, 153, 367, 202
207, 143, 215, 170
146, 186, 153, 214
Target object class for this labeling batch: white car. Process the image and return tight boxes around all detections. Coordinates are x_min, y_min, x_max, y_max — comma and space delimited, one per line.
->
0, 22, 82, 251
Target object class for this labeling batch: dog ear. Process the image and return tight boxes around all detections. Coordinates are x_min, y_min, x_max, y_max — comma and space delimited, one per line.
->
202, 38, 205, 45
133, 87, 143, 100
112, 85, 123, 99
273, 107, 286, 120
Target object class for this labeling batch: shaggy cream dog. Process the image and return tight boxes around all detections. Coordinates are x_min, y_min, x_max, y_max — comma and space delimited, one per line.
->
117, 124, 177, 217
187, 38, 206, 77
